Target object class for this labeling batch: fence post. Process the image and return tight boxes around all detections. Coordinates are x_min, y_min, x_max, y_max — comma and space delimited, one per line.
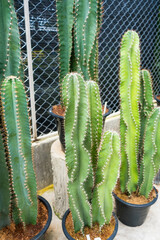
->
23, 0, 37, 140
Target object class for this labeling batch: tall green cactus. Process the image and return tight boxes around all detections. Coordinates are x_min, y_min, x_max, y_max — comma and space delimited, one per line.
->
0, 76, 38, 226
0, 0, 37, 229
64, 73, 120, 232
0, 0, 22, 83
56, 0, 102, 104
119, 30, 160, 198
119, 30, 140, 194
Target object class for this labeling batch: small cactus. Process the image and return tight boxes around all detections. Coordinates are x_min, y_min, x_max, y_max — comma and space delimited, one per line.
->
64, 73, 120, 232
119, 30, 160, 198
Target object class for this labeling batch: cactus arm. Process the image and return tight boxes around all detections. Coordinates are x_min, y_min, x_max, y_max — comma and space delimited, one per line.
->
86, 80, 103, 179
139, 70, 154, 161
139, 108, 160, 198
88, 0, 102, 82
64, 73, 92, 232
0, 0, 21, 81
119, 109, 128, 192
74, 0, 100, 81
0, 132, 10, 229
1, 76, 37, 225
56, 0, 74, 87
119, 30, 140, 194
92, 131, 120, 227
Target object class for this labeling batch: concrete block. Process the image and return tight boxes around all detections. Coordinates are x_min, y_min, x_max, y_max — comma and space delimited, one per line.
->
104, 111, 120, 134
33, 134, 58, 190
51, 140, 69, 218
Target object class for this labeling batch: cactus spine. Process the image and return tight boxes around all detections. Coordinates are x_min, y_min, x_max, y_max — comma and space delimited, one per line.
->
119, 30, 160, 198
64, 73, 120, 232
56, 0, 102, 105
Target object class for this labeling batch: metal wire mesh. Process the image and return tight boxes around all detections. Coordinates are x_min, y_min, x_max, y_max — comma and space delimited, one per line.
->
14, 0, 160, 137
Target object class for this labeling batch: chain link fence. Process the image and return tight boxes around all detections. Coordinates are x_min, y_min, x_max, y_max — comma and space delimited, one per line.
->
14, 0, 160, 137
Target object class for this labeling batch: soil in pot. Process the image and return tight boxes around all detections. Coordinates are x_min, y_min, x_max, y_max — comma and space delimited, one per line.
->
114, 181, 157, 204
52, 104, 109, 117
65, 211, 116, 240
156, 95, 160, 101
0, 199, 48, 240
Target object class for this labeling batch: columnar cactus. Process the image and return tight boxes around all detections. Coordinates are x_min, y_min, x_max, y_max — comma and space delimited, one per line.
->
56, 0, 102, 105
64, 73, 120, 232
0, 76, 38, 227
0, 0, 37, 229
119, 30, 140, 194
119, 30, 160, 198
0, 0, 22, 83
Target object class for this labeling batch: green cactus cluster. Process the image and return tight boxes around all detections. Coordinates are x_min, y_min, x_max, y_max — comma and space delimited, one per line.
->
56, 0, 102, 105
0, 0, 37, 229
64, 73, 120, 232
119, 30, 160, 198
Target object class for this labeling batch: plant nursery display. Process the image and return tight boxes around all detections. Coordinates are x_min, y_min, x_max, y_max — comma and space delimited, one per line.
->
62, 72, 120, 240
113, 30, 160, 227
50, 0, 111, 149
0, 0, 52, 239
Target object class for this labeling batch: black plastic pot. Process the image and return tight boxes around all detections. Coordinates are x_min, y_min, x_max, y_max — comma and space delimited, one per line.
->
49, 106, 112, 150
155, 95, 160, 106
31, 195, 52, 240
62, 209, 118, 240
113, 187, 158, 227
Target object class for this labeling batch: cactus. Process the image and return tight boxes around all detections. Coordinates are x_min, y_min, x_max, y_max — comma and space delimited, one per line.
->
119, 30, 160, 198
119, 30, 140, 194
0, 0, 22, 83
56, 0, 102, 105
0, 76, 38, 227
64, 73, 120, 232
0, 0, 37, 229
139, 108, 160, 198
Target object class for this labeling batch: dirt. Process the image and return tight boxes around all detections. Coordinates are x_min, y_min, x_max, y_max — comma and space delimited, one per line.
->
52, 104, 109, 117
0, 199, 48, 240
65, 211, 116, 240
114, 181, 157, 204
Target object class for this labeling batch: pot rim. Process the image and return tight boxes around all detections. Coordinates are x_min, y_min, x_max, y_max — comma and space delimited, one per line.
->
62, 209, 118, 240
31, 195, 52, 240
113, 186, 158, 208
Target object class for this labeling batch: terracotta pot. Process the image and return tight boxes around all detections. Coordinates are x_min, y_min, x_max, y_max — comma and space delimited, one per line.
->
62, 209, 118, 240
113, 187, 158, 227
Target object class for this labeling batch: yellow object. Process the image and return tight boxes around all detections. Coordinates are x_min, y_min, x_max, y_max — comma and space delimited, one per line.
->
37, 184, 54, 195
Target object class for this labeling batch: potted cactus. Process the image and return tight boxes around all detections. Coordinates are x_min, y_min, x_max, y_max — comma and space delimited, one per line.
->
61, 72, 120, 240
0, 1, 52, 238
113, 30, 160, 227
49, 0, 111, 149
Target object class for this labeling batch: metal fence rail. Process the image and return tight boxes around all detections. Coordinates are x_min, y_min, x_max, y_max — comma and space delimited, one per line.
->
14, 0, 160, 138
